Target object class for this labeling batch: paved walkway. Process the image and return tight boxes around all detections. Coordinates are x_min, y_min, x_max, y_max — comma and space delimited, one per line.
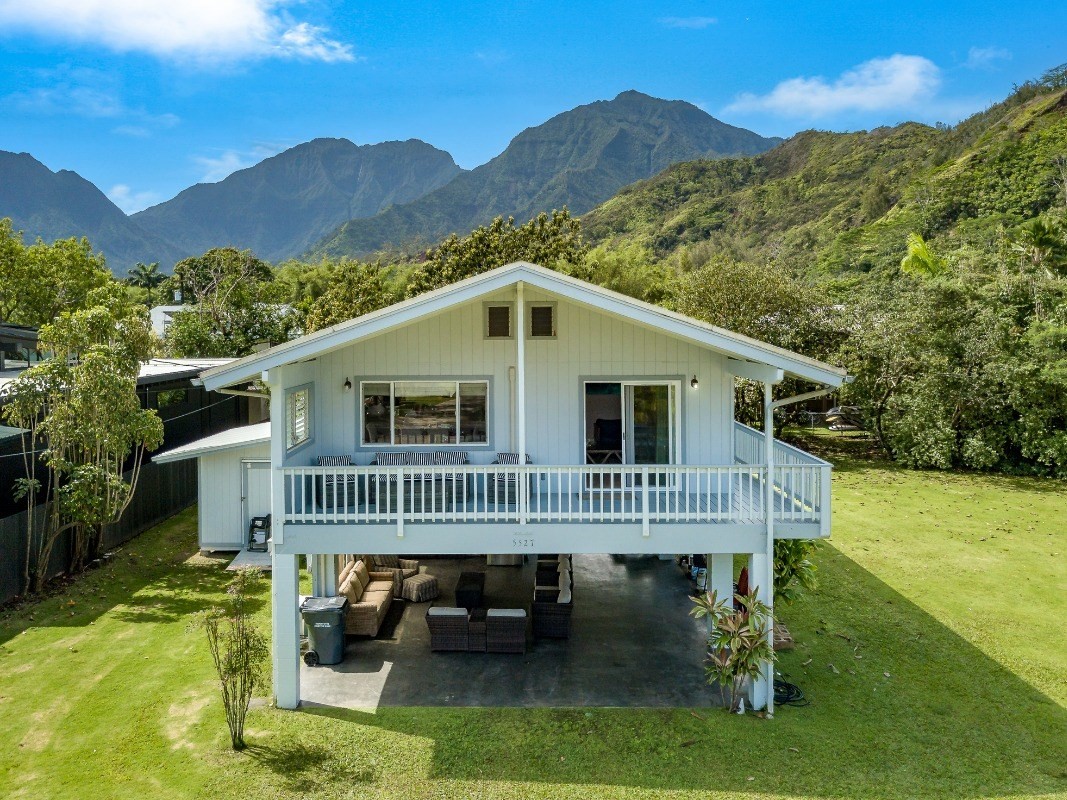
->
301, 554, 718, 710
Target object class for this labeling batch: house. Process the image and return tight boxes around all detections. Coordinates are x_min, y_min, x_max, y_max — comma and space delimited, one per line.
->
199, 261, 847, 714
149, 305, 186, 338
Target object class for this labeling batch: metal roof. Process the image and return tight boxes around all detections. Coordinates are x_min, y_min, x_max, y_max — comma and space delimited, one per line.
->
202, 261, 848, 390
152, 422, 271, 464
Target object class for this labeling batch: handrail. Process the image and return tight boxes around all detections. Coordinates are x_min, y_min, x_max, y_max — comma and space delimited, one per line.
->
279, 462, 828, 531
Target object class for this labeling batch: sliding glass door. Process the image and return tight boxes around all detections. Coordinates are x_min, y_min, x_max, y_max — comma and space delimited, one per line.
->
585, 381, 679, 486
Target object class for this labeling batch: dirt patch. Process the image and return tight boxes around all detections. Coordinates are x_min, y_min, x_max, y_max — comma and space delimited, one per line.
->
18, 696, 71, 752
166, 687, 213, 750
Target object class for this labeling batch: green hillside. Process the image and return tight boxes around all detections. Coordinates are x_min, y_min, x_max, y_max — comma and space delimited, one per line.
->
309, 91, 781, 259
582, 85, 1067, 278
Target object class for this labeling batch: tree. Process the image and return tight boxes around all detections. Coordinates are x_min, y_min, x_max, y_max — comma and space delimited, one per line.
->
304, 261, 393, 332
900, 232, 948, 278
2, 285, 164, 592
0, 223, 110, 326
166, 248, 299, 357
1010, 217, 1067, 278
194, 567, 268, 750
405, 209, 587, 297
127, 262, 164, 307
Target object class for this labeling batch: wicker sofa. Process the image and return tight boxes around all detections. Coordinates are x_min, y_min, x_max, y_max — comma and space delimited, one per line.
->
338, 558, 394, 636
532, 554, 574, 639
370, 451, 470, 511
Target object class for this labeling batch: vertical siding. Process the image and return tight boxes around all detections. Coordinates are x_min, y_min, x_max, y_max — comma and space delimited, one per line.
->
198, 442, 271, 548
289, 288, 735, 466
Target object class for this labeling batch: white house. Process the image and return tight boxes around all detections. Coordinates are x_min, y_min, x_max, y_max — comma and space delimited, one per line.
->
199, 261, 847, 714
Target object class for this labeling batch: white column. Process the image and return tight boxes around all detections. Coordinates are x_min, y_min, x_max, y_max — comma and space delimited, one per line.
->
747, 551, 772, 711
708, 552, 734, 605
310, 554, 336, 597
754, 381, 776, 714
515, 281, 527, 523
272, 551, 301, 709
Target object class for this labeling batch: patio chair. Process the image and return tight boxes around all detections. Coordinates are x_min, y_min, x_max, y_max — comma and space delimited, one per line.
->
316, 455, 357, 512
532, 583, 573, 639
486, 608, 527, 653
486, 452, 534, 506
426, 606, 469, 651
357, 554, 420, 598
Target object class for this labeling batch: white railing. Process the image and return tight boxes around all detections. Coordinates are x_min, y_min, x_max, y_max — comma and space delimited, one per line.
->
281, 464, 772, 527
733, 421, 832, 530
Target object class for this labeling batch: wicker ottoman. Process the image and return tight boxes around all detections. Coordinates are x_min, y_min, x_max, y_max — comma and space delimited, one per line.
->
402, 573, 440, 603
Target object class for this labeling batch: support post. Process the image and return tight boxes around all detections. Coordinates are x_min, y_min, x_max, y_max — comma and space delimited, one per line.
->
516, 281, 527, 525
272, 551, 300, 709
310, 554, 336, 596
708, 552, 733, 605
757, 380, 776, 715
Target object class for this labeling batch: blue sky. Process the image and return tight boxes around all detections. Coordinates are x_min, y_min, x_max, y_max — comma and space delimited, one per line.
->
0, 1, 1061, 213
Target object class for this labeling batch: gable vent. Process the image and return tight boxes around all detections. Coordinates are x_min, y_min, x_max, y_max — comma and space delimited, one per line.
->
486, 305, 511, 338
530, 305, 556, 337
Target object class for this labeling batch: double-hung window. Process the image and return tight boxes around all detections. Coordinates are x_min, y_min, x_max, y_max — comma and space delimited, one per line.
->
286, 385, 312, 451
362, 380, 488, 446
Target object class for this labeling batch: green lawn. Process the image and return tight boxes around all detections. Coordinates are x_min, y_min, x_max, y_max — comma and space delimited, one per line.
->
1, 450, 1065, 800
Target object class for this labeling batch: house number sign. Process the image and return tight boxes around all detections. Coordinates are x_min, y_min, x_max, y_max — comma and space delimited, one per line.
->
511, 536, 535, 549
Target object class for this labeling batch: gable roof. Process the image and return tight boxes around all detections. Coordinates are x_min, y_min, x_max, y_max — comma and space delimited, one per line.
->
201, 261, 847, 390
152, 422, 271, 464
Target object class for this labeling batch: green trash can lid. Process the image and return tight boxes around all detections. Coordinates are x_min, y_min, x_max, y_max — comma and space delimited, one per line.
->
300, 596, 348, 612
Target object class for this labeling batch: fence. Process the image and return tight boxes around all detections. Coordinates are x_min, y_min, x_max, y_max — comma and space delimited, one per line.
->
0, 458, 197, 603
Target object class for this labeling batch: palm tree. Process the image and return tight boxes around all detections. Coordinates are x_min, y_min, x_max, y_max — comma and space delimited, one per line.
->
900, 233, 947, 278
127, 262, 164, 307
1010, 217, 1067, 278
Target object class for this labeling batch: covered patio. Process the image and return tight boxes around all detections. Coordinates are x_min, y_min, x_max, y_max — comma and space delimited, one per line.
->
300, 554, 719, 710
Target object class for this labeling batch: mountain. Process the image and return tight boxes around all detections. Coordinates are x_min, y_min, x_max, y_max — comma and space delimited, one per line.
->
134, 138, 462, 264
581, 85, 1067, 279
0, 150, 184, 271
310, 90, 781, 259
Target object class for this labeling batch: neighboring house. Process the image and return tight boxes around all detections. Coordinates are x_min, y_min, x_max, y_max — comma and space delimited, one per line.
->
149, 305, 186, 338
199, 261, 847, 713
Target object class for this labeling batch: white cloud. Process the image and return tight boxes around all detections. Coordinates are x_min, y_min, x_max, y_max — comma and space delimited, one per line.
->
964, 46, 1011, 70
726, 54, 942, 117
6, 66, 180, 133
659, 16, 717, 29
0, 0, 355, 64
108, 184, 163, 214
193, 144, 282, 183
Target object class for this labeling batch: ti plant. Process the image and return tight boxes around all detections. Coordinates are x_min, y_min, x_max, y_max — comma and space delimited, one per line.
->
690, 589, 775, 712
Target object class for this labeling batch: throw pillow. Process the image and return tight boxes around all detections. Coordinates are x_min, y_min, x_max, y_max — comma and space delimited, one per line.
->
558, 585, 572, 603
353, 560, 371, 590
340, 577, 362, 604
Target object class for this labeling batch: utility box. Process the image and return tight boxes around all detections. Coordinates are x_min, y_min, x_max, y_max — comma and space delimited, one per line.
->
300, 596, 348, 666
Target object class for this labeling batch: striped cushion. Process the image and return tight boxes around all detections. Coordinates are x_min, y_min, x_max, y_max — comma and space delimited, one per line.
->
407, 452, 436, 466
375, 452, 406, 466
496, 452, 520, 464
317, 455, 352, 467
435, 451, 469, 465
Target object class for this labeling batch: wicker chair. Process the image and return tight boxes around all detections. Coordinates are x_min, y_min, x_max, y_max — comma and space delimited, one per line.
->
426, 606, 469, 651
532, 588, 573, 639
486, 608, 527, 653
354, 554, 420, 598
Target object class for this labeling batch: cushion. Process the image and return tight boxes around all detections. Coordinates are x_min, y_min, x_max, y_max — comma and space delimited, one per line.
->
340, 577, 362, 604
375, 452, 406, 466
558, 570, 570, 589
362, 589, 392, 607
487, 608, 526, 618
496, 452, 520, 464
338, 561, 354, 585
435, 451, 469, 465
557, 554, 571, 568
427, 606, 467, 617
374, 554, 400, 568
558, 585, 572, 604
353, 560, 371, 591
365, 580, 394, 594
317, 455, 352, 467
406, 452, 435, 466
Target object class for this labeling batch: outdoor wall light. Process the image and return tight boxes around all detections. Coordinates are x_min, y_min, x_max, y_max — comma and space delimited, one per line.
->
690, 375, 699, 389
343, 378, 353, 392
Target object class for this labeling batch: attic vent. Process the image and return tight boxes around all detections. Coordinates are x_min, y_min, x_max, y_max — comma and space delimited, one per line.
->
486, 304, 512, 338
529, 304, 556, 338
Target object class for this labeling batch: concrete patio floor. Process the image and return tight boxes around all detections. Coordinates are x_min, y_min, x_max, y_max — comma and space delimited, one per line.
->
300, 553, 718, 710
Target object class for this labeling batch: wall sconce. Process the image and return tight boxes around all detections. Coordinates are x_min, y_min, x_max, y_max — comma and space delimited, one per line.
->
343, 378, 353, 392
690, 375, 699, 389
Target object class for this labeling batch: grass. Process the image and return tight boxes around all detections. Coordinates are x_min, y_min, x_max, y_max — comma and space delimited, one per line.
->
1, 451, 1065, 800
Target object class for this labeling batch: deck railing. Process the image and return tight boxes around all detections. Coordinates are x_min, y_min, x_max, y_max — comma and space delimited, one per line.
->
734, 421, 832, 531
281, 458, 828, 533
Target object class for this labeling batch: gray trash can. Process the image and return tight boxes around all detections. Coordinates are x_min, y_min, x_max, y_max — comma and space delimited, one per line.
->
300, 596, 348, 666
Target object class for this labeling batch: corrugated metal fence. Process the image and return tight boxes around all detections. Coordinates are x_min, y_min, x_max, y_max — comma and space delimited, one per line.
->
0, 459, 197, 603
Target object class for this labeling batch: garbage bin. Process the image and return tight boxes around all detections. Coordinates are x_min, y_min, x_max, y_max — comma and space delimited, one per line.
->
300, 596, 348, 666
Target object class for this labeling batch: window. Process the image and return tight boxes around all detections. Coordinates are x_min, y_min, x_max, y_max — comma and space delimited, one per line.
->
484, 303, 513, 338
529, 303, 556, 338
361, 380, 488, 446
286, 385, 312, 451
